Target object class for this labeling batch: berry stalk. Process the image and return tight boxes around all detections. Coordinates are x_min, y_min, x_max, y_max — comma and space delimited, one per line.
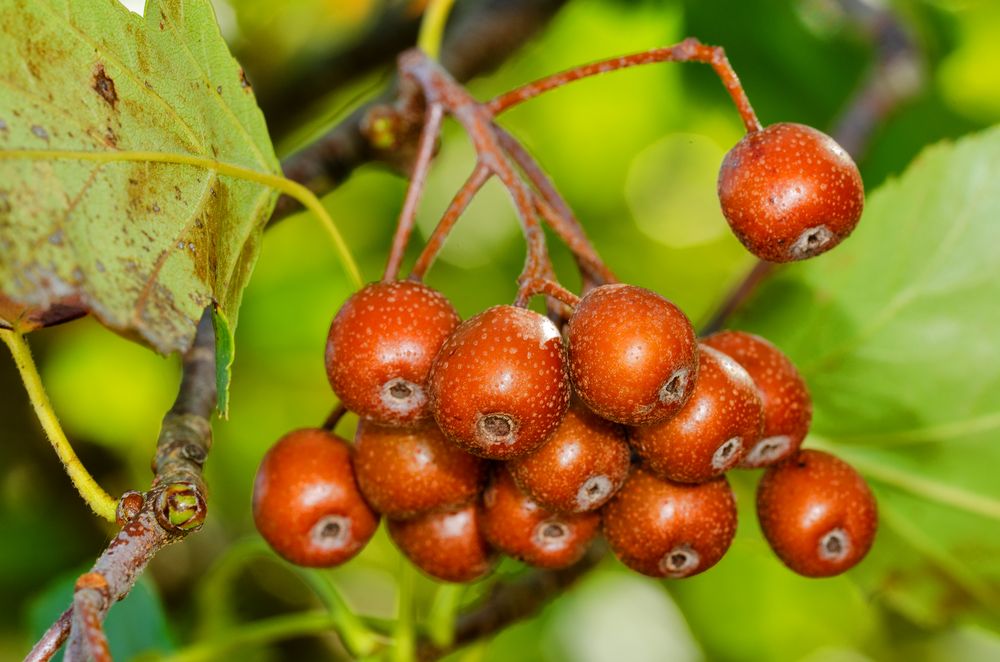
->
383, 102, 445, 281
518, 278, 581, 308
410, 164, 492, 280
488, 38, 762, 134
321, 402, 349, 432
495, 126, 617, 286
397, 51, 553, 305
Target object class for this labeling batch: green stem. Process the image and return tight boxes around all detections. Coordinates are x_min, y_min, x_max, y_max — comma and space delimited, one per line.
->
298, 570, 380, 657
393, 560, 417, 662
189, 539, 381, 656
0, 149, 362, 288
427, 583, 465, 648
0, 329, 117, 521
191, 539, 271, 640
156, 611, 337, 662
417, 0, 457, 60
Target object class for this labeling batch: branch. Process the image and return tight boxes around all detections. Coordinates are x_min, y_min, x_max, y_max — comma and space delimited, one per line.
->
254, 1, 423, 138
831, 0, 924, 158
24, 609, 71, 662
271, 0, 569, 222
28, 309, 217, 662
417, 544, 606, 661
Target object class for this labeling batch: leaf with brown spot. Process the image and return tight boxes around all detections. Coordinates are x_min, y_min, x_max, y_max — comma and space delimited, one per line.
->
0, 0, 281, 409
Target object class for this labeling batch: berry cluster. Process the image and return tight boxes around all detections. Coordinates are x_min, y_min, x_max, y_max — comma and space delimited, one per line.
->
251, 43, 877, 584
254, 283, 876, 582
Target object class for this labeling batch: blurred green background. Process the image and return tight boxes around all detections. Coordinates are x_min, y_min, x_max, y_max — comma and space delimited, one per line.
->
2, 0, 999, 660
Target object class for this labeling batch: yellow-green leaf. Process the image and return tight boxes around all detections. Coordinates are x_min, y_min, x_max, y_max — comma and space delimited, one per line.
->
0, 0, 280, 407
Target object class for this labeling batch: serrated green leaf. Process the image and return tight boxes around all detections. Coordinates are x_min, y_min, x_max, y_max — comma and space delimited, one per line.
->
0, 0, 280, 400
734, 125, 1000, 624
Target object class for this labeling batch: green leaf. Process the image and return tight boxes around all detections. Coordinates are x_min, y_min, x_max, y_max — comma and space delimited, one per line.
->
734, 125, 1000, 624
0, 0, 280, 396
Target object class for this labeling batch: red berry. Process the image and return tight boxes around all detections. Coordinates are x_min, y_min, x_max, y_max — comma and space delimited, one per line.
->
702, 330, 812, 467
718, 123, 864, 262
388, 503, 495, 583
354, 420, 486, 518
757, 449, 877, 577
325, 280, 460, 426
252, 429, 379, 567
567, 284, 699, 426
603, 468, 737, 578
509, 402, 631, 513
480, 468, 600, 569
428, 305, 570, 459
632, 345, 762, 483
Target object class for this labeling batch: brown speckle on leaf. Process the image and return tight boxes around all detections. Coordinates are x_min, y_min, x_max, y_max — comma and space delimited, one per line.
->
93, 64, 118, 109
216, 85, 222, 95
239, 68, 251, 90
31, 125, 49, 141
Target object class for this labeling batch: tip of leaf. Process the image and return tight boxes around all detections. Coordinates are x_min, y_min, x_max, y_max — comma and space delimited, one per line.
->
212, 308, 234, 417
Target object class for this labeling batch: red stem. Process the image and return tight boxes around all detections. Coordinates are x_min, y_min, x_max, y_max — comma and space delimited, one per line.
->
496, 126, 616, 285
520, 278, 580, 307
411, 164, 492, 280
488, 38, 762, 133
322, 403, 348, 432
398, 52, 550, 305
69, 586, 112, 662
382, 102, 446, 281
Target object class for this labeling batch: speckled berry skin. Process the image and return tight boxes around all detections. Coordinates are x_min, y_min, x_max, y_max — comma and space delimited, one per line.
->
428, 305, 570, 460
325, 280, 460, 426
718, 123, 864, 262
703, 331, 812, 468
252, 429, 379, 568
603, 468, 737, 578
632, 345, 763, 483
757, 450, 877, 577
388, 503, 495, 583
480, 468, 600, 569
509, 403, 631, 513
566, 284, 699, 426
354, 420, 486, 519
